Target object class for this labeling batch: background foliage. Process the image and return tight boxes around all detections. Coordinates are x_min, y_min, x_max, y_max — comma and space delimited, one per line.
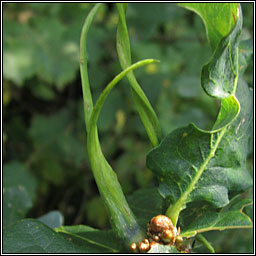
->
3, 3, 253, 253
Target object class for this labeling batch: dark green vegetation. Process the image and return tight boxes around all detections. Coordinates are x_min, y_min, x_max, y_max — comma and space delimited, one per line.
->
3, 3, 253, 253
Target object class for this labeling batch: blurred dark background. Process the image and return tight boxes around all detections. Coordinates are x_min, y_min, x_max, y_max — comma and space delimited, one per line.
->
3, 3, 253, 253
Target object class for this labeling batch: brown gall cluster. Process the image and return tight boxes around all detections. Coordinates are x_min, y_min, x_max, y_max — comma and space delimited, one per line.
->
130, 215, 189, 253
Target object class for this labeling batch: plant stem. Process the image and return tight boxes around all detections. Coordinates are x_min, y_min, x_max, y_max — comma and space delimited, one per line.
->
87, 60, 159, 247
80, 3, 101, 131
90, 59, 159, 127
196, 234, 215, 253
80, 3, 160, 249
116, 3, 162, 147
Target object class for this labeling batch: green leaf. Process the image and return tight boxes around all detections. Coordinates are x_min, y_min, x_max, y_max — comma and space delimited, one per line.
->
38, 211, 64, 229
212, 95, 239, 131
174, 76, 202, 99
148, 244, 179, 253
147, 76, 253, 218
127, 188, 163, 228
29, 109, 71, 145
201, 6, 242, 99
28, 107, 86, 184
147, 80, 252, 227
3, 161, 37, 201
180, 196, 253, 238
3, 21, 37, 86
33, 17, 79, 89
3, 16, 79, 88
3, 187, 32, 227
178, 3, 240, 50
3, 219, 120, 253
3, 161, 37, 227
30, 82, 56, 101
86, 196, 108, 228
146, 7, 253, 231
55, 225, 123, 252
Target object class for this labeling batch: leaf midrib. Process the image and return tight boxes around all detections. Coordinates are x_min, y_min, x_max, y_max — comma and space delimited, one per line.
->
166, 126, 227, 226
56, 228, 119, 252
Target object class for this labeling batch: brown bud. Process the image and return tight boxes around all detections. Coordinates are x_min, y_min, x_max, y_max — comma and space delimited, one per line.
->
130, 242, 137, 253
162, 229, 174, 244
138, 239, 150, 253
152, 234, 160, 242
175, 235, 183, 244
143, 239, 150, 245
176, 244, 186, 252
150, 215, 173, 233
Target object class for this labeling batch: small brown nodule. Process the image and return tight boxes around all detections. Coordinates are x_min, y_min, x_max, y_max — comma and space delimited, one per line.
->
130, 242, 137, 253
162, 229, 174, 244
150, 215, 173, 233
139, 239, 150, 252
175, 235, 183, 245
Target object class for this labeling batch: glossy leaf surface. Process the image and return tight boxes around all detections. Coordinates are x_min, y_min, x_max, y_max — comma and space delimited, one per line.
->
147, 5, 253, 232
3, 219, 122, 253
3, 162, 37, 227
56, 225, 123, 252
127, 188, 163, 228
180, 196, 253, 237
178, 3, 239, 50
201, 6, 242, 99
